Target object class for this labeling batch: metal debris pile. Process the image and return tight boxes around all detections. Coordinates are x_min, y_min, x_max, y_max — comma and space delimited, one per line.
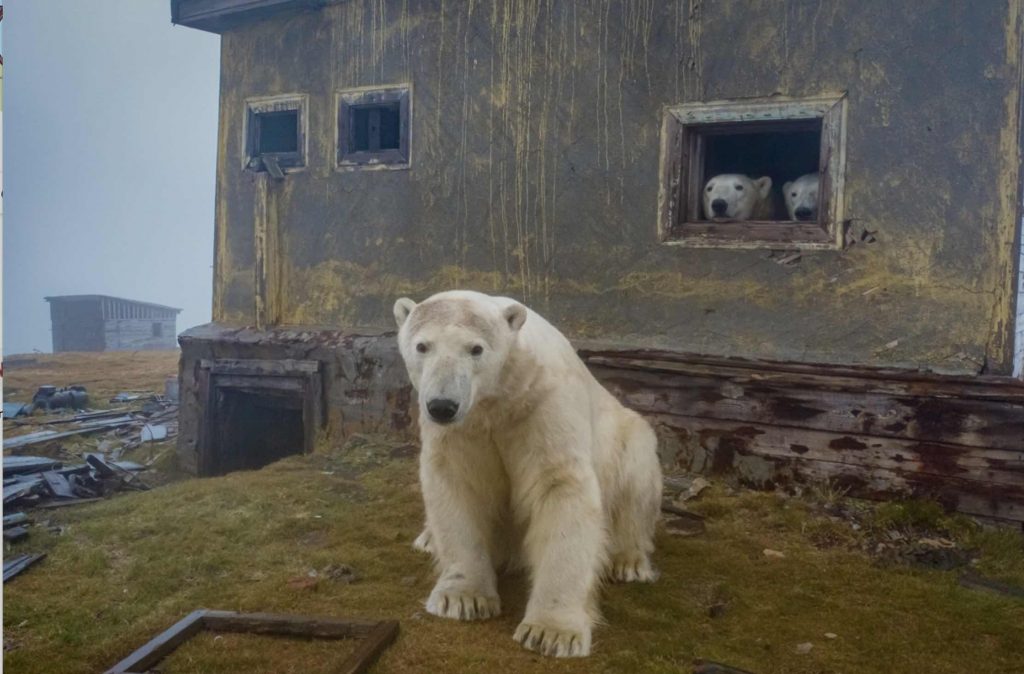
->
3, 453, 149, 511
2, 451, 153, 584
5, 386, 178, 459
3, 384, 179, 582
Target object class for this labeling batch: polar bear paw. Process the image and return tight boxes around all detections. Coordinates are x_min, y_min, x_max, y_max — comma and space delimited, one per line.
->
607, 553, 659, 583
513, 620, 591, 657
426, 584, 500, 621
412, 528, 434, 555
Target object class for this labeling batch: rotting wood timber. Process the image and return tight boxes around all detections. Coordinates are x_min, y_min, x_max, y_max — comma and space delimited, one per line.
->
579, 347, 1024, 525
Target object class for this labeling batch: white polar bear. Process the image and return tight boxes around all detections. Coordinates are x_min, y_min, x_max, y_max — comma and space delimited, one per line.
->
393, 290, 662, 658
703, 173, 773, 221
784, 173, 820, 221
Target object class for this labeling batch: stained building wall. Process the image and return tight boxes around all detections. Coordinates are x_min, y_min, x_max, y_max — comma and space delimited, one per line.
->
49, 300, 105, 352
212, 0, 1023, 375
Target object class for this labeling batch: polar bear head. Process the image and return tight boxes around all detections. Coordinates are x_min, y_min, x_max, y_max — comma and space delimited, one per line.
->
783, 173, 820, 221
393, 291, 527, 426
703, 174, 772, 221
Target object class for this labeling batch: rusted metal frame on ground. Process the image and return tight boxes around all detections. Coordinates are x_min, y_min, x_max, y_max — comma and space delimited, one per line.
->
104, 610, 399, 674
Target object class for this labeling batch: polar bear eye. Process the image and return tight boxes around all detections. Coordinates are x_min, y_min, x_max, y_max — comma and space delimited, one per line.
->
791, 192, 797, 197
705, 185, 713, 192
734, 184, 744, 191
416, 342, 428, 354
470, 345, 484, 356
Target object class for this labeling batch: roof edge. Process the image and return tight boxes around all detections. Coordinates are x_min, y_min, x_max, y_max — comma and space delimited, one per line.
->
44, 295, 183, 313
170, 0, 328, 34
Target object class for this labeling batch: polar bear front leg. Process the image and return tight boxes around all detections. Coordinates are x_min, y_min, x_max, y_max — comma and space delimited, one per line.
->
420, 443, 502, 621
506, 418, 605, 657
513, 471, 604, 657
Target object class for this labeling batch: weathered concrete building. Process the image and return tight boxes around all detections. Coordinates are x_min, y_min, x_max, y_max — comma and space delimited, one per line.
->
172, 0, 1024, 522
46, 295, 181, 352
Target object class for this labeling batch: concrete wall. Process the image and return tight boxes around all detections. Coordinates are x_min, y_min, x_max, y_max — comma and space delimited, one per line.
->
212, 0, 1024, 374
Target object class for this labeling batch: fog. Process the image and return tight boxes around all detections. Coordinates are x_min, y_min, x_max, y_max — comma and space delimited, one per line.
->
3, 0, 220, 355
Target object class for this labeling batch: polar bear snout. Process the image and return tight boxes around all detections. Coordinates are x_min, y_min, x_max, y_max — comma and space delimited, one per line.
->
794, 206, 813, 220
710, 198, 728, 216
427, 398, 460, 424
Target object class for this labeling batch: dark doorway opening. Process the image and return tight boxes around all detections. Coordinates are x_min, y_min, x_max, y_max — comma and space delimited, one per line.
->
196, 358, 323, 477
212, 388, 305, 474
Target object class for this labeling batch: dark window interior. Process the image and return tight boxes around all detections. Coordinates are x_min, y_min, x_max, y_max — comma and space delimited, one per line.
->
152, 322, 163, 338
255, 110, 299, 155
351, 103, 401, 152
699, 121, 821, 220
213, 389, 304, 475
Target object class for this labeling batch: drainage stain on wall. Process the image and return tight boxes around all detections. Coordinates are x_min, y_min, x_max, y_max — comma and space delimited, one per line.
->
212, 0, 1022, 375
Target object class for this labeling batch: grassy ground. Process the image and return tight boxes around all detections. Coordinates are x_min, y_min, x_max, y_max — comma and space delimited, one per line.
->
3, 354, 1023, 673
3, 439, 1022, 674
3, 351, 185, 484
4, 351, 180, 404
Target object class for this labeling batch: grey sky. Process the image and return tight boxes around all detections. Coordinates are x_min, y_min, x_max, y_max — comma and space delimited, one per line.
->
3, 0, 220, 355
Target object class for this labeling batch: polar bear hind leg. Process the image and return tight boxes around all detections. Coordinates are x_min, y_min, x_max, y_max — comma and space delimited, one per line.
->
606, 412, 661, 583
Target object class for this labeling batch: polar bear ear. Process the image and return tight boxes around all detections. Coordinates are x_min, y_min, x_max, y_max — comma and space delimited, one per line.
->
503, 303, 527, 332
754, 176, 772, 199
393, 297, 417, 328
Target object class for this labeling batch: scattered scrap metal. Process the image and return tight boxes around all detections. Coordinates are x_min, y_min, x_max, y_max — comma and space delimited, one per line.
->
4, 386, 178, 457
104, 610, 399, 674
3, 454, 148, 509
3, 553, 46, 583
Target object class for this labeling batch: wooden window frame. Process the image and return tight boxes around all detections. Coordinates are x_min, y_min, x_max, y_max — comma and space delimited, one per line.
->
658, 95, 848, 250
336, 85, 411, 171
104, 609, 399, 674
243, 94, 308, 173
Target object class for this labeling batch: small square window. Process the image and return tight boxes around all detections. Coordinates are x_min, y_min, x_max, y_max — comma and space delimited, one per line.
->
337, 86, 411, 170
244, 95, 307, 172
658, 95, 847, 249
152, 322, 163, 338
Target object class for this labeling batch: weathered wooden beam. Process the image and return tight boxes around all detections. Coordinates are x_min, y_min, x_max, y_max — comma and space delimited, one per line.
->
583, 349, 1024, 523
104, 610, 399, 674
200, 610, 382, 638
594, 364, 1024, 451
104, 610, 206, 674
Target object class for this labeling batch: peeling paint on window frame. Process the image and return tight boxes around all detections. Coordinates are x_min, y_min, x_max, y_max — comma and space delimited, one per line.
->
242, 93, 309, 173
658, 94, 848, 250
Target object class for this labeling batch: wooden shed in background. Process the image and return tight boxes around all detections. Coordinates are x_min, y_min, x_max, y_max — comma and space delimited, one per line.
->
171, 0, 1024, 524
45, 295, 181, 353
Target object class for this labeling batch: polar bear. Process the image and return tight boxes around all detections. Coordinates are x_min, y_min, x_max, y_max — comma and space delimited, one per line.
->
703, 173, 773, 221
393, 290, 662, 658
784, 173, 820, 221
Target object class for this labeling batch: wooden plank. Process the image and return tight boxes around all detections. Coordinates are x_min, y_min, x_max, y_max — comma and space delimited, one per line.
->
337, 621, 400, 674
579, 349, 1024, 398
592, 364, 1024, 450
201, 611, 383, 638
200, 358, 320, 377
658, 416, 1024, 488
104, 610, 207, 674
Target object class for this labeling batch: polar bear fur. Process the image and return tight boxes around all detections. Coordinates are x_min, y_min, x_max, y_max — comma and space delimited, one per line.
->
784, 172, 820, 221
703, 173, 773, 221
393, 290, 662, 658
